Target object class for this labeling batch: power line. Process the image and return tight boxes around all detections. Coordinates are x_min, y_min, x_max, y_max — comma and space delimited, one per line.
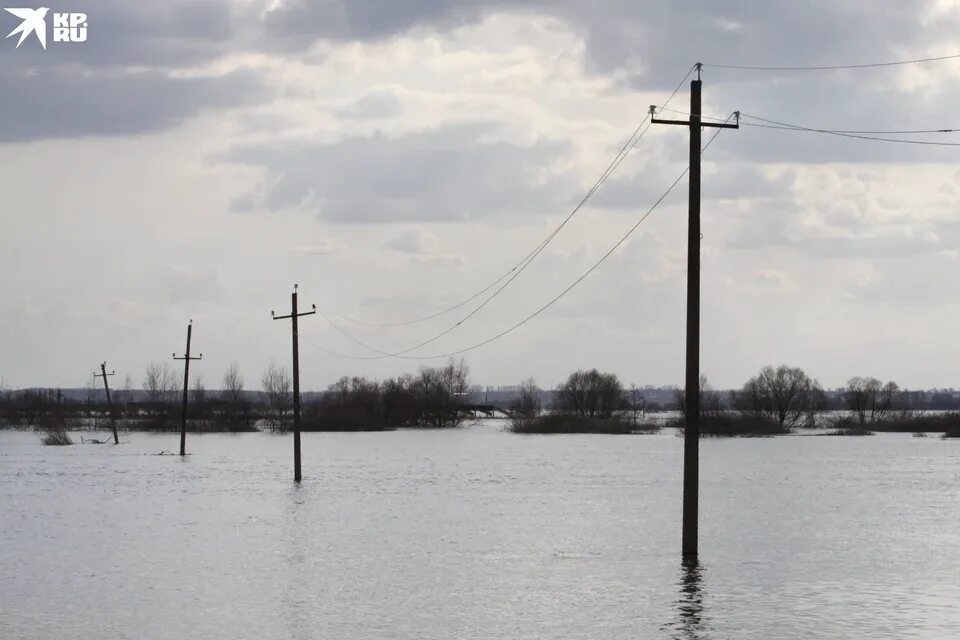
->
740, 113, 960, 146
307, 67, 700, 359
742, 122, 960, 135
703, 53, 960, 71
303, 114, 737, 361
656, 105, 960, 135
322, 64, 697, 328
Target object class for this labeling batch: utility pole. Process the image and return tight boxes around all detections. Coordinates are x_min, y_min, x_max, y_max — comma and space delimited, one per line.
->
271, 284, 316, 482
173, 320, 202, 457
651, 63, 738, 557
94, 362, 119, 445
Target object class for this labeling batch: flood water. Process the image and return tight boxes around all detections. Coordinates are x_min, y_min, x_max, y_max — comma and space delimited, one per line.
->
1, 424, 958, 639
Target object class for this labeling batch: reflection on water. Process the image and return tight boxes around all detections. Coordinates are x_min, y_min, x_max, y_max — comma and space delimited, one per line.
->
662, 557, 708, 640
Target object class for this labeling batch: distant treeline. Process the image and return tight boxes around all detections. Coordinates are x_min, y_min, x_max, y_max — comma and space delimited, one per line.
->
0, 360, 474, 432
2, 360, 959, 435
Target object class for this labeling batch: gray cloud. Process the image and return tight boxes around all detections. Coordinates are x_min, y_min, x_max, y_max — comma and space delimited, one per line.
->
385, 228, 439, 254
0, 0, 235, 68
0, 66, 263, 142
0, 0, 257, 143
225, 122, 574, 223
336, 89, 404, 120
257, 0, 947, 85
5, 0, 960, 389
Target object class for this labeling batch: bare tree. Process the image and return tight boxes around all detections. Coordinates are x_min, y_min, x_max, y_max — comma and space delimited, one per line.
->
403, 358, 471, 428
554, 369, 626, 419
191, 376, 207, 408
734, 365, 824, 428
412, 358, 471, 428
261, 361, 292, 428
84, 373, 98, 405
844, 377, 899, 424
510, 377, 541, 429
675, 375, 723, 421
143, 362, 178, 405
115, 374, 134, 407
628, 385, 647, 423
222, 362, 245, 405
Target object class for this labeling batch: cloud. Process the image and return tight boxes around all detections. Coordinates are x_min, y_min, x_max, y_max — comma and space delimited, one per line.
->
5, 0, 960, 391
336, 88, 404, 120
411, 253, 465, 267
164, 264, 221, 305
255, 1, 958, 86
294, 239, 346, 255
384, 228, 466, 266
385, 228, 440, 254
0, 0, 264, 143
753, 269, 788, 290
0, 67, 264, 143
225, 122, 573, 223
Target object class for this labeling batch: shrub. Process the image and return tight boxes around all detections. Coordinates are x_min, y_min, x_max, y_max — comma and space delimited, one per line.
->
824, 416, 874, 436
510, 413, 638, 434
683, 413, 790, 437
872, 412, 960, 433
828, 427, 875, 436
41, 429, 73, 446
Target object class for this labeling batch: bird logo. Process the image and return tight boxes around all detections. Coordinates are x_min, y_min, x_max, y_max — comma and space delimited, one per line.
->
5, 7, 49, 49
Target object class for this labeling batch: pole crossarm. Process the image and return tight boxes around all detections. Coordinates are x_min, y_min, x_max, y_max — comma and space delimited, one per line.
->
93, 364, 115, 379
271, 308, 317, 320
651, 109, 741, 129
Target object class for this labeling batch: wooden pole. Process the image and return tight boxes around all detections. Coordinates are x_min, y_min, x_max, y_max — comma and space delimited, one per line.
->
650, 64, 739, 557
173, 321, 202, 456
272, 285, 316, 482
95, 363, 118, 444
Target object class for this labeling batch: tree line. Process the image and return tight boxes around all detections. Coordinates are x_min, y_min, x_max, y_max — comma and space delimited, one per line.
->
0, 359, 473, 432
510, 365, 959, 435
1, 360, 958, 436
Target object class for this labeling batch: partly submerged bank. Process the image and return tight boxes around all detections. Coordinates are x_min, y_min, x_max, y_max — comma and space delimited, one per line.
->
9, 411, 960, 438
510, 414, 659, 435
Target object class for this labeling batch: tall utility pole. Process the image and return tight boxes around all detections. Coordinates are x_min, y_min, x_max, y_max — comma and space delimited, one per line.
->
271, 284, 316, 482
94, 362, 119, 445
173, 320, 202, 457
651, 63, 738, 557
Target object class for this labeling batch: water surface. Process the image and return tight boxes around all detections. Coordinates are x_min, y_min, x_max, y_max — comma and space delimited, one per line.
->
1, 425, 958, 639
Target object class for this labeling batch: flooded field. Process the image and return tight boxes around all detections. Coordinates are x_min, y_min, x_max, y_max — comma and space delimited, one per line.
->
1, 424, 958, 639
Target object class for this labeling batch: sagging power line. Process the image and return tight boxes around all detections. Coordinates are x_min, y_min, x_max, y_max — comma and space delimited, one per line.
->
703, 52, 960, 71
739, 113, 960, 146
299, 114, 737, 362
322, 65, 698, 329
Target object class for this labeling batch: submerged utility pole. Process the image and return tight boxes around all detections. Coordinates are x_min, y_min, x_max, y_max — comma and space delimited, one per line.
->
94, 362, 119, 445
651, 63, 739, 557
271, 284, 316, 482
173, 321, 202, 457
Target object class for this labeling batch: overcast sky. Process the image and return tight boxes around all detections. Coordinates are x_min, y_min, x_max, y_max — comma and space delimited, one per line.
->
2, 0, 959, 391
